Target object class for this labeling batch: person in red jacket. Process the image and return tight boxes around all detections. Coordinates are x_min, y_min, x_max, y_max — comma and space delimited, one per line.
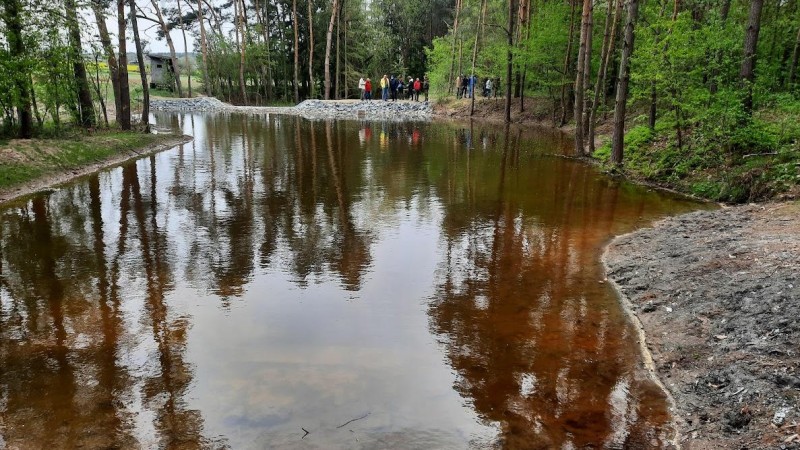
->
413, 78, 421, 102
364, 78, 372, 100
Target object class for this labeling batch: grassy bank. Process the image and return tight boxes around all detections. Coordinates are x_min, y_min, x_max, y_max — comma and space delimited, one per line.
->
591, 94, 800, 203
0, 131, 181, 190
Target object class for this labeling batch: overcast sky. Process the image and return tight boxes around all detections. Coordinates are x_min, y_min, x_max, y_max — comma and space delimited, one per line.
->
83, 1, 198, 56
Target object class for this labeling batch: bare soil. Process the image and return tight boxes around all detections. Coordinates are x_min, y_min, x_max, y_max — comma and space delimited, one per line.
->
604, 203, 800, 449
0, 134, 192, 204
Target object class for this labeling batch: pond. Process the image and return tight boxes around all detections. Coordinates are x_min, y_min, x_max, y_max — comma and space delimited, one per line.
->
0, 114, 704, 449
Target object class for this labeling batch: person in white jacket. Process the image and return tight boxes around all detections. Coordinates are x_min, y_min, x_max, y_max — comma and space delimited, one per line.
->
358, 77, 366, 100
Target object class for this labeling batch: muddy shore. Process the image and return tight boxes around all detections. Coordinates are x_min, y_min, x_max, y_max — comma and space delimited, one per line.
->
604, 203, 800, 449
0, 134, 192, 204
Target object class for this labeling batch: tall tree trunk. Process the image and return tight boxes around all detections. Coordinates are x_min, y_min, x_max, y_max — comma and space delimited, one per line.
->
790, 25, 800, 86
92, 1, 122, 119
470, 0, 488, 116
560, 0, 578, 126
610, 0, 639, 166
130, 0, 150, 131
458, 39, 463, 80
149, 0, 184, 97
343, 10, 348, 98
504, 0, 515, 123
448, 0, 463, 90
335, 0, 341, 99
308, 0, 315, 98
4, 0, 33, 138
519, 0, 531, 112
65, 0, 97, 127
740, 0, 764, 115
253, 0, 273, 100
234, 0, 247, 104
574, 0, 592, 154
92, 55, 110, 127
647, 1, 669, 130
29, 74, 43, 127
324, 0, 340, 99
117, 0, 131, 130
293, 0, 300, 103
177, 0, 192, 97
588, 0, 621, 155
196, 0, 211, 95
581, 0, 594, 146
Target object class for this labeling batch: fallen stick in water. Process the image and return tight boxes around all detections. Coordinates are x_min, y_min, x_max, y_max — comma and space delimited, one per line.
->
336, 412, 371, 429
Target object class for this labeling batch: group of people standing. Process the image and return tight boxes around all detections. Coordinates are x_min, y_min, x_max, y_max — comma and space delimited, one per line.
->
455, 75, 499, 99
358, 75, 429, 102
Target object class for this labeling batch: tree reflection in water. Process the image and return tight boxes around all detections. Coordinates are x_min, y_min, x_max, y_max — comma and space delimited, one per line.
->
0, 113, 702, 448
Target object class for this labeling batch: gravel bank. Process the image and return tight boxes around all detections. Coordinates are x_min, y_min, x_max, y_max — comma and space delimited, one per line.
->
604, 203, 800, 449
150, 97, 432, 121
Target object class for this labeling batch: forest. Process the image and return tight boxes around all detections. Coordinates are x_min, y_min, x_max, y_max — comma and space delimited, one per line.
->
1, 0, 799, 200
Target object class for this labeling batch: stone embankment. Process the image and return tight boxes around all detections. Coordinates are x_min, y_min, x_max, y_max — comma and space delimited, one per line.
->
150, 97, 432, 121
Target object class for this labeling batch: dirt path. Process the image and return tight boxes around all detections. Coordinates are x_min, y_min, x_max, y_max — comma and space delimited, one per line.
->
0, 135, 192, 204
604, 202, 800, 449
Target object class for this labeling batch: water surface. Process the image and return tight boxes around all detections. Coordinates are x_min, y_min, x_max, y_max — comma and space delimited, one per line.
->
0, 114, 703, 449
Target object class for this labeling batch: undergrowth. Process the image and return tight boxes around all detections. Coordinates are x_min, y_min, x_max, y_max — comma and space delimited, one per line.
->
595, 95, 800, 203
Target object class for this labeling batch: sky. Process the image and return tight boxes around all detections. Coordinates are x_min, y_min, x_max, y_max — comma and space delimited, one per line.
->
83, 0, 198, 56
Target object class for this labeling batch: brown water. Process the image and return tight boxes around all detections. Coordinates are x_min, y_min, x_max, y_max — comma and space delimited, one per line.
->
0, 114, 704, 449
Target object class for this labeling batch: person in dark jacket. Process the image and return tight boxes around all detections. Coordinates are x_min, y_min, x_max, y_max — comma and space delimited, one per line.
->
423, 76, 430, 102
390, 75, 398, 101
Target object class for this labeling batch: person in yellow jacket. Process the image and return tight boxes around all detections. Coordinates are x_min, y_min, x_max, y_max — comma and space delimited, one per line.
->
380, 75, 389, 101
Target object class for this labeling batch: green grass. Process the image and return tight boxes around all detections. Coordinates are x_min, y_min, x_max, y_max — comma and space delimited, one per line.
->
0, 131, 176, 190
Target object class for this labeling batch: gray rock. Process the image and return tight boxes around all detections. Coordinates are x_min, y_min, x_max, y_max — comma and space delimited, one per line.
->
151, 97, 432, 122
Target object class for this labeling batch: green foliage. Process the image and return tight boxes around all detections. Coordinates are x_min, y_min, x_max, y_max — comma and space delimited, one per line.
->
618, 95, 800, 203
